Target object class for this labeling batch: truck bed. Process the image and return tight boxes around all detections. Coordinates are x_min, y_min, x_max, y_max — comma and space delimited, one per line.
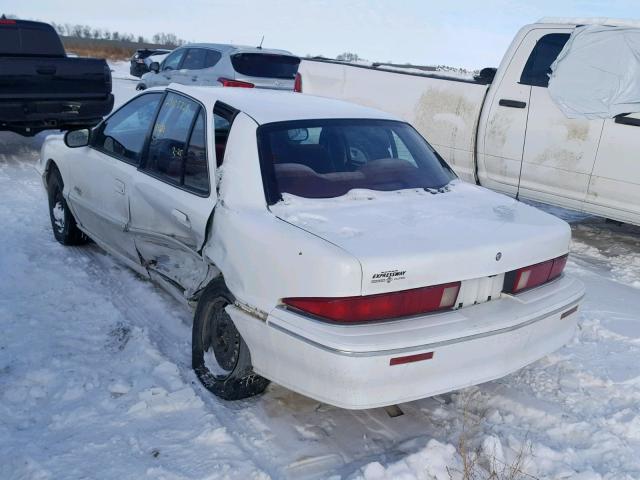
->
299, 58, 490, 182
0, 57, 111, 100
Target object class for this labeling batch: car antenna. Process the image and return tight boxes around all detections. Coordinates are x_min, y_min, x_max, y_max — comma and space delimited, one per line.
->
257, 35, 264, 49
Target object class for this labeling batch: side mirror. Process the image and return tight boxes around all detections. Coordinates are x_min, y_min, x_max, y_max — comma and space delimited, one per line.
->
149, 61, 160, 73
64, 129, 90, 148
475, 67, 497, 85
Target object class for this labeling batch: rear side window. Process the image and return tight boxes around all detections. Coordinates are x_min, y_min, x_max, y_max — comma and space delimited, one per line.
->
204, 50, 222, 68
146, 93, 199, 184
212, 102, 237, 167
92, 93, 162, 165
0, 23, 64, 56
184, 111, 209, 194
231, 53, 300, 79
520, 33, 571, 88
181, 48, 207, 70
144, 93, 210, 195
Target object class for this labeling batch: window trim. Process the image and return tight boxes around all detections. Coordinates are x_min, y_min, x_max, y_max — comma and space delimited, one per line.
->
138, 90, 211, 198
90, 91, 164, 167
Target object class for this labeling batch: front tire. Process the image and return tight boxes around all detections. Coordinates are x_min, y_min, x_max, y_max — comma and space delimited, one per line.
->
192, 278, 269, 401
47, 166, 88, 245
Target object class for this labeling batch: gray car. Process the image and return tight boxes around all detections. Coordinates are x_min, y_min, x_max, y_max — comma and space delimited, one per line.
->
137, 43, 301, 91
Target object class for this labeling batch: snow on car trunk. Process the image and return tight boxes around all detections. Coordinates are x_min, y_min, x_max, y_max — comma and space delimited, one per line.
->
271, 181, 570, 295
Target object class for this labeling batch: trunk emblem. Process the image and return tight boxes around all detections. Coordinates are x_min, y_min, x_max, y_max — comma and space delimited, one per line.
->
496, 252, 502, 261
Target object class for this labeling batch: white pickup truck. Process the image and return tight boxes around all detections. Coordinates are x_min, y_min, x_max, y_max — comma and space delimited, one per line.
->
299, 19, 640, 226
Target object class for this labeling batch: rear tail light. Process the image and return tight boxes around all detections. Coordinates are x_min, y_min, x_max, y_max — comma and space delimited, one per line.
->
282, 282, 460, 323
0, 19, 17, 25
294, 73, 302, 92
505, 254, 568, 294
218, 77, 255, 88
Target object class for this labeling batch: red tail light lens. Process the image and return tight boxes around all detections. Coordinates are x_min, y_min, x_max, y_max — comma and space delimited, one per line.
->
282, 282, 460, 323
218, 78, 255, 88
505, 254, 568, 294
294, 73, 302, 92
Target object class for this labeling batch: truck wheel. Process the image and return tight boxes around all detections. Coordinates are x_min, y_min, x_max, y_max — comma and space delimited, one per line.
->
192, 278, 269, 401
47, 167, 88, 245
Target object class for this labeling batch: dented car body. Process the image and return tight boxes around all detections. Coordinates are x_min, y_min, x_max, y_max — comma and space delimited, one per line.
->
38, 85, 584, 409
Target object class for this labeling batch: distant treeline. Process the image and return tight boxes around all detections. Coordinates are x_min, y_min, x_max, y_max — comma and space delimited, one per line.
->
50, 22, 185, 48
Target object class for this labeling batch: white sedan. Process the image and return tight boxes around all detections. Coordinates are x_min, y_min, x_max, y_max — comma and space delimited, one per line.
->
37, 85, 585, 409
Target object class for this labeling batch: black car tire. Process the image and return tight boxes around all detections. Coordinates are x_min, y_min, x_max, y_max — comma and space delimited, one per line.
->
192, 277, 270, 401
47, 166, 88, 245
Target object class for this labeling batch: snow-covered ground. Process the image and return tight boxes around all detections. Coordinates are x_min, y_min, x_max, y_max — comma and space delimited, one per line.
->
2, 78, 640, 480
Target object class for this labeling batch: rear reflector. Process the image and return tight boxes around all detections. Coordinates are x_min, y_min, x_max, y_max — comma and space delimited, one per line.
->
505, 254, 568, 294
561, 305, 578, 319
282, 282, 461, 323
294, 73, 302, 92
390, 351, 434, 366
218, 77, 255, 88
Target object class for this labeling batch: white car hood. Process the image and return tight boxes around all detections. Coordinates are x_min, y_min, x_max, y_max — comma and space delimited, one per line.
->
270, 181, 571, 295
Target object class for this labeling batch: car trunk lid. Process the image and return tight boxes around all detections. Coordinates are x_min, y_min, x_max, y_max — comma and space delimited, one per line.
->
271, 181, 570, 296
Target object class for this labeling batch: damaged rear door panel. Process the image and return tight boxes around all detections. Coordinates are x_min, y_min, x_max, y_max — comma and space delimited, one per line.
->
127, 92, 216, 298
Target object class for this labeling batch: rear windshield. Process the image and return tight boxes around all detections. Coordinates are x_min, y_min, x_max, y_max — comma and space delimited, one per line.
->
231, 53, 300, 79
258, 119, 456, 203
0, 22, 64, 56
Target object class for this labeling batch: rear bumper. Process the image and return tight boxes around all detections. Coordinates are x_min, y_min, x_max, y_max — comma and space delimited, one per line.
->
229, 275, 585, 409
0, 95, 114, 132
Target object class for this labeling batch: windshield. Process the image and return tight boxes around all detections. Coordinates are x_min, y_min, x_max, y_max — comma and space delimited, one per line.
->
258, 119, 456, 203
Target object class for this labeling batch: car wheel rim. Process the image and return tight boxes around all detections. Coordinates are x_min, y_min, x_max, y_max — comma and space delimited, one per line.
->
202, 297, 240, 379
52, 193, 65, 233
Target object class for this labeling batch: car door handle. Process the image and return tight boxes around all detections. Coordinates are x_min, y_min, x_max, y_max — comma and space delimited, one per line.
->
615, 114, 640, 127
499, 99, 527, 109
172, 209, 191, 228
114, 179, 125, 195
191, 76, 198, 81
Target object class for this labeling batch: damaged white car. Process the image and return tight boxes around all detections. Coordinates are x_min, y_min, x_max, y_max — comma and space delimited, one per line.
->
38, 85, 585, 409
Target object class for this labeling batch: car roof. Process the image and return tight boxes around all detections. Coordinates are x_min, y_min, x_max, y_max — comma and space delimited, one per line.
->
162, 84, 399, 125
175, 43, 295, 57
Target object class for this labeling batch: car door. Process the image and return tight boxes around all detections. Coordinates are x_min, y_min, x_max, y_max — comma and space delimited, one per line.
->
586, 113, 640, 223
172, 48, 207, 85
128, 92, 216, 296
147, 49, 186, 87
67, 92, 163, 270
518, 32, 603, 211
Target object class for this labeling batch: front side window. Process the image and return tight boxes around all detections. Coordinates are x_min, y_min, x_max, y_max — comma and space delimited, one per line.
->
258, 119, 456, 203
92, 93, 162, 164
162, 49, 185, 70
181, 48, 206, 70
520, 33, 571, 88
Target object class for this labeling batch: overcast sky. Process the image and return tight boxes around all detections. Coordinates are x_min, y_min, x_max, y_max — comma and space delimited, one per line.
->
6, 0, 639, 68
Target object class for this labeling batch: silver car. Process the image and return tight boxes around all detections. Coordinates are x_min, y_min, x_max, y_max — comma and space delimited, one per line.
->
137, 43, 301, 91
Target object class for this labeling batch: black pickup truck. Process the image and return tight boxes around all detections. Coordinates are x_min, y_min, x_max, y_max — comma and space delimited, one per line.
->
0, 18, 114, 136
